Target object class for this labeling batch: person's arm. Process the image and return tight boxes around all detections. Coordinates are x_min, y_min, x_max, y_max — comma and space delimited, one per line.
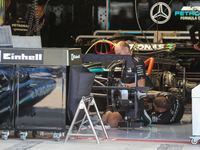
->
124, 78, 145, 87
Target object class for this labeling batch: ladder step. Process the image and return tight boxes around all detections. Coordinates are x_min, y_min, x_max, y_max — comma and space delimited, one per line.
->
69, 133, 95, 137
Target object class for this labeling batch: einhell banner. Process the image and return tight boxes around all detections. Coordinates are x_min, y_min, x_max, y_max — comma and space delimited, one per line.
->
0, 49, 44, 64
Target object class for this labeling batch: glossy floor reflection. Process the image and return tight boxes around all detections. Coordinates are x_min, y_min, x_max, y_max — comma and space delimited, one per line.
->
84, 113, 192, 142
2, 113, 192, 142
1, 113, 199, 150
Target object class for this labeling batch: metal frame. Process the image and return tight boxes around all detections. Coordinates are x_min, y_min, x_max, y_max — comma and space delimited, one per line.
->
64, 95, 108, 144
75, 30, 199, 43
106, 0, 109, 30
93, 30, 192, 36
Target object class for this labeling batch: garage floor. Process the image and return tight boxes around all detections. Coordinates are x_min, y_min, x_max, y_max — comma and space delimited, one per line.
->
1, 104, 200, 150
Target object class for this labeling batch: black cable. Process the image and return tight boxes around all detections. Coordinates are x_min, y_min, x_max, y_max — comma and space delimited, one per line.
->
156, 0, 158, 45
134, 0, 160, 81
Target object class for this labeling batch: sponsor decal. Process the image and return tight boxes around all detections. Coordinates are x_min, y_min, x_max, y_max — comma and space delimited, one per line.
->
30, 82, 56, 99
136, 44, 164, 50
19, 81, 56, 105
170, 99, 179, 122
71, 53, 80, 61
0, 49, 44, 64
175, 6, 200, 20
131, 44, 173, 51
3, 53, 42, 60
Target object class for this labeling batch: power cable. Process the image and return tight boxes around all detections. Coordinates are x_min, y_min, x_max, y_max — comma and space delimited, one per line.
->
85, 39, 115, 54
134, 0, 160, 81
135, 0, 174, 90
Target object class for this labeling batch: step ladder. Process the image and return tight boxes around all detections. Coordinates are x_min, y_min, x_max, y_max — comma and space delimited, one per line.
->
64, 95, 109, 144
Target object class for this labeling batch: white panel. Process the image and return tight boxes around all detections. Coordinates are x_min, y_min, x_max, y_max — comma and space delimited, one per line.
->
12, 36, 42, 48
192, 84, 200, 98
192, 98, 200, 135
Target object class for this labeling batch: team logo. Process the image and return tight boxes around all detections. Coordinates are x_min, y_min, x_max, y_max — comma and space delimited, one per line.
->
150, 2, 171, 24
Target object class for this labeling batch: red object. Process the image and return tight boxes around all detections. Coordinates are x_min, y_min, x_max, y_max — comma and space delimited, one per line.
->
95, 41, 114, 54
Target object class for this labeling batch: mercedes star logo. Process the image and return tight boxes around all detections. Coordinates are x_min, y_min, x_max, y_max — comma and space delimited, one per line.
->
150, 2, 171, 24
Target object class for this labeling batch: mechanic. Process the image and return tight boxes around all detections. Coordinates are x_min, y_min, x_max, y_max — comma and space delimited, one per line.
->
189, 22, 200, 51
146, 91, 184, 124
6, 4, 28, 36
102, 41, 146, 127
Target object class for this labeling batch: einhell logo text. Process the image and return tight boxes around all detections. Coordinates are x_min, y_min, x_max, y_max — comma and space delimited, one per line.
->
3, 53, 42, 60
0, 49, 44, 64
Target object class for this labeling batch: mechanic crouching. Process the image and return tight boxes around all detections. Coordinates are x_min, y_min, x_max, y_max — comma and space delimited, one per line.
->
145, 91, 184, 124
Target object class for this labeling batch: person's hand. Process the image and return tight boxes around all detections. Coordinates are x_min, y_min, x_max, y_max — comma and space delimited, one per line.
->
194, 43, 200, 51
